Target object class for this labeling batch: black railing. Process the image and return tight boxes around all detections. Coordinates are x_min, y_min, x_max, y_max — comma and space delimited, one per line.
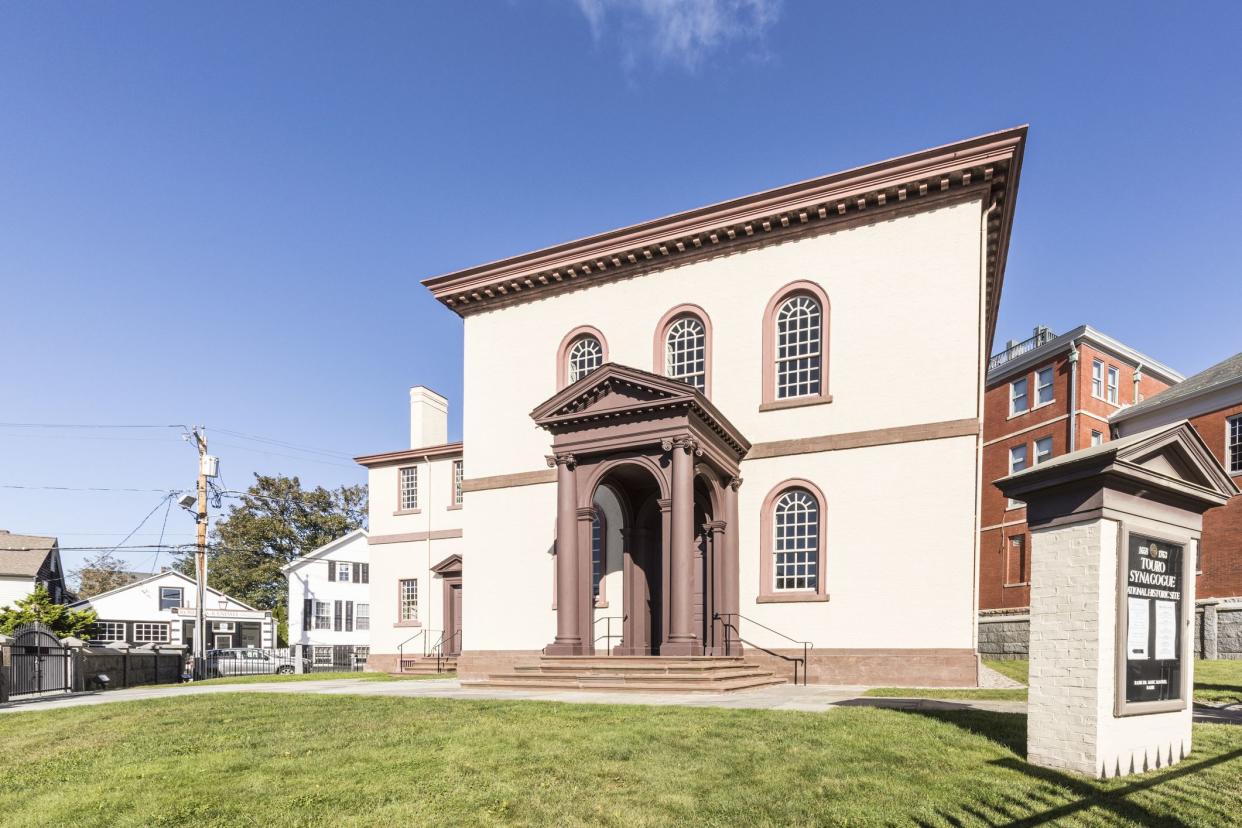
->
988, 326, 1057, 372
593, 615, 626, 655
397, 629, 434, 671
430, 629, 461, 673
713, 612, 813, 686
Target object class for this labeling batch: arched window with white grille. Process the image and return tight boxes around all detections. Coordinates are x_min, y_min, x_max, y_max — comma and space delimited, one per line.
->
664, 316, 706, 391
761, 282, 831, 410
773, 488, 819, 591
567, 335, 603, 383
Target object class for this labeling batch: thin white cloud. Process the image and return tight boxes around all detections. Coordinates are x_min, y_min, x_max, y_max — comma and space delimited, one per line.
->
573, 0, 782, 72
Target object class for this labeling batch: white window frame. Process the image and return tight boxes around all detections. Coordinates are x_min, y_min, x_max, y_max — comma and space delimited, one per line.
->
567, 335, 603, 384
774, 295, 823, 400
1034, 436, 1053, 465
1010, 376, 1030, 415
356, 603, 370, 631
1106, 365, 1119, 404
158, 586, 183, 611
132, 622, 169, 644
453, 460, 464, 506
313, 600, 331, 631
1091, 359, 1104, 399
399, 466, 419, 511
772, 489, 820, 592
337, 562, 351, 582
399, 578, 419, 623
1228, 414, 1242, 475
664, 316, 707, 391
92, 621, 126, 642
1091, 430, 1104, 447
1007, 444, 1028, 509
1035, 367, 1054, 406
313, 646, 333, 667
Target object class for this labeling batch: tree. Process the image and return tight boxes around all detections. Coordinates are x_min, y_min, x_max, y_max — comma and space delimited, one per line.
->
175, 474, 366, 630
0, 584, 97, 639
74, 550, 140, 598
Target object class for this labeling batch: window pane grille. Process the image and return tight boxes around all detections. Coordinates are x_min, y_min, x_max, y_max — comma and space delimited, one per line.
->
337, 562, 351, 582
1036, 368, 1054, 405
1092, 360, 1104, 398
453, 460, 464, 505
92, 621, 126, 642
356, 604, 370, 631
399, 466, 418, 511
1230, 416, 1242, 474
314, 601, 331, 630
775, 296, 822, 399
133, 623, 169, 643
400, 579, 419, 623
1035, 437, 1053, 464
664, 316, 706, 391
1107, 366, 1119, 404
773, 489, 819, 591
591, 512, 604, 599
567, 336, 603, 384
1011, 377, 1029, 413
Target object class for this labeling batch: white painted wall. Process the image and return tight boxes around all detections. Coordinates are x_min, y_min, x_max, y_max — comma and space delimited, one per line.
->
286, 531, 372, 647
0, 576, 35, 609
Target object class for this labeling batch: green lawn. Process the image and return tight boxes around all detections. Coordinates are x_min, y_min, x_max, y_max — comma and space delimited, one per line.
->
867, 659, 1242, 706
1, 695, 1240, 826
191, 671, 453, 687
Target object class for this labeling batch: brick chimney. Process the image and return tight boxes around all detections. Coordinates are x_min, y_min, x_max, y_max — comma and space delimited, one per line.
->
409, 386, 448, 449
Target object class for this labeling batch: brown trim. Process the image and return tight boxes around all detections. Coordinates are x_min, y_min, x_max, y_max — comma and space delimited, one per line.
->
462, 469, 556, 493
368, 529, 463, 545
396, 464, 420, 513
758, 478, 828, 601
747, 417, 980, 460
556, 325, 609, 391
396, 577, 420, 627
354, 442, 463, 467
652, 303, 713, 398
761, 280, 832, 410
421, 126, 1026, 354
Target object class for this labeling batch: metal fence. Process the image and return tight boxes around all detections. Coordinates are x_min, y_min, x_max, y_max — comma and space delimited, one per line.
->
199, 645, 368, 679
7, 623, 72, 697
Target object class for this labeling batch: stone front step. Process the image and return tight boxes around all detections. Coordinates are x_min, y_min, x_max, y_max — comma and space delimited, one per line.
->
398, 657, 458, 675
463, 655, 786, 693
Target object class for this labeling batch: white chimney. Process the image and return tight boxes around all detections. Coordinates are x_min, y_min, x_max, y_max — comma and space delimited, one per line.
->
409, 386, 449, 449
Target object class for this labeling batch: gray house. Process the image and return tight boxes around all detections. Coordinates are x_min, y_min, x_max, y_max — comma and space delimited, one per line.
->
0, 531, 70, 608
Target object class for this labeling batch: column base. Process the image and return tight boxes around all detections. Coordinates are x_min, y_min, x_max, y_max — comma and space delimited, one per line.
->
544, 640, 586, 656
661, 639, 704, 657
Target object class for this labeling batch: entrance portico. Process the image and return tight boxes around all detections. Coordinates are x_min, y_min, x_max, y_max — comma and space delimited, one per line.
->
532, 364, 750, 657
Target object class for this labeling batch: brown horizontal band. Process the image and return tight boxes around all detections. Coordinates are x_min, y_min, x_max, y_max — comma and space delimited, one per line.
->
461, 468, 557, 494
746, 417, 980, 460
367, 529, 463, 545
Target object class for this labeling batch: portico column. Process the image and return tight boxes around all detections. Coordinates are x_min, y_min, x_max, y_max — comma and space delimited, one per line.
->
546, 453, 583, 654
722, 476, 741, 655
664, 437, 701, 655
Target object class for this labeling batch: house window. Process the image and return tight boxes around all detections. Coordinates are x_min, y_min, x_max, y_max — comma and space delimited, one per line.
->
356, 603, 370, 631
399, 579, 419, 623
1005, 534, 1028, 586
1036, 367, 1054, 405
399, 466, 419, 511
1010, 377, 1029, 415
453, 460, 464, 506
1228, 415, 1241, 474
133, 622, 169, 643
1092, 359, 1104, 398
1091, 430, 1104, 447
567, 335, 604, 384
773, 488, 820, 591
1034, 436, 1053, 465
337, 562, 351, 582
158, 586, 183, 611
92, 621, 126, 642
664, 316, 707, 392
1008, 444, 1028, 509
775, 295, 823, 400
313, 646, 333, 667
313, 601, 331, 630
591, 511, 604, 600
1106, 365, 1119, 404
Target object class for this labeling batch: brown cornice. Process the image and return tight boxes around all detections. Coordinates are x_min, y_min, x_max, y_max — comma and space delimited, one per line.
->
423, 126, 1027, 352
354, 441, 463, 468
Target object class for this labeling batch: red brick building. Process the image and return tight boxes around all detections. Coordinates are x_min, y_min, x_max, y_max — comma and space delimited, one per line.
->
979, 326, 1181, 612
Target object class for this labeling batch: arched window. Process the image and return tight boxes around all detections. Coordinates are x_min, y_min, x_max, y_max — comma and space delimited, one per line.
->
665, 316, 706, 391
759, 479, 828, 602
653, 304, 712, 396
568, 336, 603, 383
557, 326, 608, 389
761, 281, 831, 410
773, 489, 818, 591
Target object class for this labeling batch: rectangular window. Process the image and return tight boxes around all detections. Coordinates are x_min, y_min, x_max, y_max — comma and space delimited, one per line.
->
1008, 444, 1028, 509
337, 562, 351, 582
1092, 359, 1104, 398
92, 621, 126, 642
313, 601, 331, 630
313, 646, 333, 667
1005, 534, 1027, 586
1107, 365, 1119, 404
399, 466, 419, 511
1035, 367, 1054, 405
1091, 430, 1104, 447
591, 513, 604, 599
1034, 436, 1053, 465
399, 579, 418, 623
356, 603, 370, 631
132, 622, 169, 643
453, 460, 464, 506
158, 586, 183, 611
1229, 415, 1242, 474
1010, 377, 1029, 415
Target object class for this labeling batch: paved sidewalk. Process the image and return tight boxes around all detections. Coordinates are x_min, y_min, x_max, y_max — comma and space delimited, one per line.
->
2, 678, 1239, 725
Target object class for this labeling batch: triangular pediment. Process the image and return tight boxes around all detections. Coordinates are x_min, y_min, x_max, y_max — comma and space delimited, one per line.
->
530, 363, 697, 423
1115, 423, 1236, 495
431, 553, 462, 575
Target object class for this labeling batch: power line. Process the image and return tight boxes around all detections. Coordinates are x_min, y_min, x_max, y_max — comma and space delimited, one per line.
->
102, 493, 178, 559
0, 484, 183, 493
150, 493, 176, 573
210, 440, 362, 470
0, 423, 186, 429
213, 427, 354, 460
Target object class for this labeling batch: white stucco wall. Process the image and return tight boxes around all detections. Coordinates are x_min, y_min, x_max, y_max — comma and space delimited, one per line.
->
457, 198, 987, 653
286, 531, 372, 647
0, 576, 35, 609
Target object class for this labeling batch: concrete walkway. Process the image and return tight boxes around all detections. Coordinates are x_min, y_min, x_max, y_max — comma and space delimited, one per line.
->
1, 678, 1238, 724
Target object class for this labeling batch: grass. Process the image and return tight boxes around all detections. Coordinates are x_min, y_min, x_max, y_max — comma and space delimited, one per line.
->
0, 695, 1240, 826
190, 671, 454, 687
867, 659, 1242, 706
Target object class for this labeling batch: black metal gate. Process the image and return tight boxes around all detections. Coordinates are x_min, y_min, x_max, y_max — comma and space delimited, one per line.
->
8, 622, 71, 696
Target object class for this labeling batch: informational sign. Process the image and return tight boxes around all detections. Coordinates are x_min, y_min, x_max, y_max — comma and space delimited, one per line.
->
1124, 534, 1183, 704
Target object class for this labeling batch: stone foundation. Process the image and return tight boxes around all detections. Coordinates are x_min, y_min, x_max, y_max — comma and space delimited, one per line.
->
978, 610, 1031, 660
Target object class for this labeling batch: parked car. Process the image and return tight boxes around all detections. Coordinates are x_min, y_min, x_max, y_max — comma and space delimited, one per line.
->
201, 648, 306, 678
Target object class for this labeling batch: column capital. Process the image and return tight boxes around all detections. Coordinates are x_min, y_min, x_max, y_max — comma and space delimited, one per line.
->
728, 476, 743, 492
661, 436, 701, 455
576, 506, 596, 521
546, 452, 577, 469
705, 520, 727, 536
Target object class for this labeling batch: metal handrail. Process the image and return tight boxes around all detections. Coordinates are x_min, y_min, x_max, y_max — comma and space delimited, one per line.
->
397, 629, 441, 671
592, 615, 627, 655
430, 629, 462, 673
713, 612, 813, 686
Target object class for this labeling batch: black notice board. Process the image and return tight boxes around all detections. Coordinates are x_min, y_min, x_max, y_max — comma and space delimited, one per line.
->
1124, 534, 1183, 703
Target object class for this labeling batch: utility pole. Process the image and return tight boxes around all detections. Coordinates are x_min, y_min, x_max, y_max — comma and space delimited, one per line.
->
191, 426, 210, 678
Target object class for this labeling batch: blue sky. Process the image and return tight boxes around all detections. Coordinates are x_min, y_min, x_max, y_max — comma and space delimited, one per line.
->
3, 2, 1240, 577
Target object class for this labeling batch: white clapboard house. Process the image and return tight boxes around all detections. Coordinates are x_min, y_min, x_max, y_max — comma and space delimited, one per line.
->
284, 529, 372, 667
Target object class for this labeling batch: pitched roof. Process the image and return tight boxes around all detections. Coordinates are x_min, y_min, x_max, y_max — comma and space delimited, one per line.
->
1112, 351, 1242, 424
0, 533, 57, 578
68, 569, 262, 612
280, 528, 369, 573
